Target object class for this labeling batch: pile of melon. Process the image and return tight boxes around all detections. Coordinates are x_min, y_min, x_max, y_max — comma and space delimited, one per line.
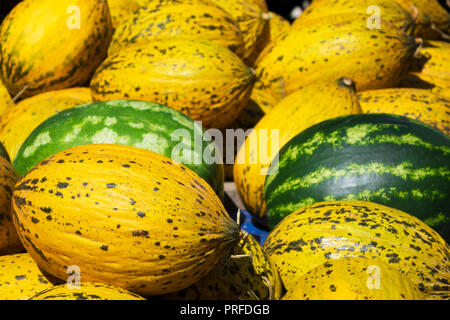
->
0, 0, 448, 300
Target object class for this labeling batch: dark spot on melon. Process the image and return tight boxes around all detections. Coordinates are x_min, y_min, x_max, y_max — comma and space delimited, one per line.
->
132, 230, 149, 237
40, 207, 52, 213
137, 211, 146, 218
57, 182, 69, 189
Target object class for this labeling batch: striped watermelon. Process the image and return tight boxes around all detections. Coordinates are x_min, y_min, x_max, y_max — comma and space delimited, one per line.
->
13, 100, 224, 198
264, 114, 450, 241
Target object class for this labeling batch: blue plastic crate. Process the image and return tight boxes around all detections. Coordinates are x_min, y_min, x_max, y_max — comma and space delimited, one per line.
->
224, 193, 269, 246
240, 209, 269, 245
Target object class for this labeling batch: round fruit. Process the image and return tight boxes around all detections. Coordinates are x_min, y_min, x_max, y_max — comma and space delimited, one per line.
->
0, 0, 112, 98
268, 11, 290, 41
108, 0, 245, 59
293, 0, 416, 35
397, 0, 450, 38
12, 144, 240, 296
265, 113, 450, 239
90, 38, 255, 129
283, 258, 425, 300
412, 41, 450, 82
264, 201, 450, 300
255, 15, 419, 100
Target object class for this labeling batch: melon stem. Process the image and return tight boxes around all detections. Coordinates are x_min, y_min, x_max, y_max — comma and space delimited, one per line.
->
10, 84, 29, 104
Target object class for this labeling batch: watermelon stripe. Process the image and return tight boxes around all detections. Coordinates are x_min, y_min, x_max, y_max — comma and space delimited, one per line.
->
276, 125, 450, 171
269, 186, 449, 220
269, 162, 449, 199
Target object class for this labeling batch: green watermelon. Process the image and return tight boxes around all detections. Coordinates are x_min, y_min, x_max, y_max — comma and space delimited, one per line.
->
264, 113, 450, 241
13, 100, 224, 198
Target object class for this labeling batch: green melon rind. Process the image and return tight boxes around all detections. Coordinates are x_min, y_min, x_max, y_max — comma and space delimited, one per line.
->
264, 113, 450, 240
13, 100, 224, 198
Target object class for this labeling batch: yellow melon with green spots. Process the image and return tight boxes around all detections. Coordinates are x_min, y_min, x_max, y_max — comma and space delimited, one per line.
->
0, 253, 55, 300
255, 14, 419, 100
264, 201, 450, 300
30, 282, 146, 300
90, 38, 255, 129
283, 258, 425, 300
12, 144, 240, 296
107, 0, 140, 29
358, 88, 450, 136
0, 0, 113, 98
108, 0, 245, 59
209, 0, 270, 66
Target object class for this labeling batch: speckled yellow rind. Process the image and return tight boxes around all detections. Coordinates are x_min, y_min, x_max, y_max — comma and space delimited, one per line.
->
264, 201, 450, 300
268, 12, 290, 41
255, 15, 419, 100
0, 253, 54, 300
90, 38, 255, 128
398, 72, 450, 98
29, 282, 146, 300
0, 0, 113, 98
412, 41, 450, 82
209, 0, 270, 66
107, 0, 141, 29
12, 144, 240, 296
358, 88, 450, 135
293, 0, 416, 35
108, 0, 245, 59
283, 258, 425, 300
